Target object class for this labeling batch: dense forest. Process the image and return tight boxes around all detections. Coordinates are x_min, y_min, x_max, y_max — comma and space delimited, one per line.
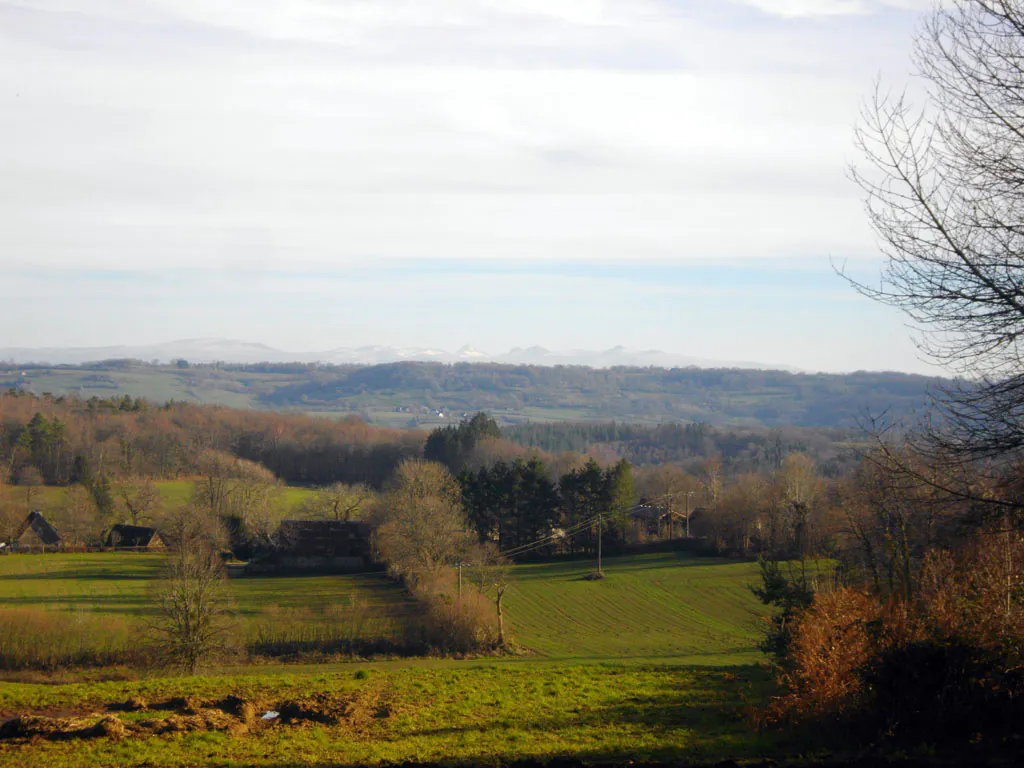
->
502, 421, 863, 476
0, 359, 945, 429
257, 362, 941, 427
0, 391, 422, 489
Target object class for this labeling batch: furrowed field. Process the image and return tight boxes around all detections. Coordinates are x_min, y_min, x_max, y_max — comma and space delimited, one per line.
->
0, 552, 782, 766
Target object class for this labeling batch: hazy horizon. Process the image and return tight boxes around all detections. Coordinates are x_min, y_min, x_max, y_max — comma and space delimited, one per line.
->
0, 334, 947, 376
0, 0, 939, 374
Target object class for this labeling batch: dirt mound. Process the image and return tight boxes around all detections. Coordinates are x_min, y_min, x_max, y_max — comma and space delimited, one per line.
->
109, 696, 147, 712
0, 688, 392, 744
137, 708, 248, 737
0, 714, 126, 742
217, 694, 259, 727
277, 688, 395, 731
278, 692, 349, 725
153, 696, 201, 714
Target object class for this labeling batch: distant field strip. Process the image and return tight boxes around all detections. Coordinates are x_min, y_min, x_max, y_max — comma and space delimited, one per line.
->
506, 553, 767, 662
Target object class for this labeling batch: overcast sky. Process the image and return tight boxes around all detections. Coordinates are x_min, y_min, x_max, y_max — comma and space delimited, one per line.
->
0, 0, 942, 373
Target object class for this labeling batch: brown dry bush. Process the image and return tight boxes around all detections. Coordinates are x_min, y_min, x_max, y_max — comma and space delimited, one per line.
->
766, 529, 1024, 746
407, 573, 499, 654
0, 608, 151, 670
765, 587, 878, 726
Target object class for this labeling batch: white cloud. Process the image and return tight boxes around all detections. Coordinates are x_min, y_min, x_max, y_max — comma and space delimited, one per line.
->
0, 0, 934, 369
729, 0, 932, 17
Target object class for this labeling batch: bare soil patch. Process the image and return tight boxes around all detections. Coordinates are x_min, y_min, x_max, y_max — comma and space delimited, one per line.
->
0, 686, 394, 744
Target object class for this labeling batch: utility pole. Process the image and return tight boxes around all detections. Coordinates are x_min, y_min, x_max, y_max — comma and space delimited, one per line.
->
685, 490, 694, 539
597, 514, 603, 575
457, 562, 464, 600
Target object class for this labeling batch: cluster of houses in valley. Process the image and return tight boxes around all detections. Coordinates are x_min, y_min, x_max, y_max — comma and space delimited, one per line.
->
3, 498, 695, 567
1, 511, 167, 554
1, 509, 374, 575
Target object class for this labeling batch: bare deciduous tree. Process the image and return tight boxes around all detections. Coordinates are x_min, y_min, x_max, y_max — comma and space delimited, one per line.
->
374, 459, 473, 585
299, 482, 371, 521
54, 484, 103, 548
847, 1, 1024, 473
468, 544, 512, 649
116, 478, 161, 526
148, 538, 236, 674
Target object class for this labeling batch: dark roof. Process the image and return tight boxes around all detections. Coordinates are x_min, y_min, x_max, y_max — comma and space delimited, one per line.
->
17, 511, 61, 546
630, 503, 675, 521
106, 524, 161, 548
277, 520, 371, 558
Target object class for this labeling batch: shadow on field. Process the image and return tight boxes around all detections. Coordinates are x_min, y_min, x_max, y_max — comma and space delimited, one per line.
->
352, 664, 784, 768
0, 566, 159, 581
0, 595, 156, 614
255, 756, 1010, 768
512, 553, 735, 582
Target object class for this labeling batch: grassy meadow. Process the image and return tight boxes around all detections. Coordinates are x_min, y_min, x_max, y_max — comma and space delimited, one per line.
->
507, 553, 765, 663
0, 551, 783, 766
0, 553, 417, 667
0, 552, 768, 666
0, 662, 787, 768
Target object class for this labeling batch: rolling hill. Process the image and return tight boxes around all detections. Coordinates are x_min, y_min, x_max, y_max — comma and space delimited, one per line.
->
1, 358, 945, 429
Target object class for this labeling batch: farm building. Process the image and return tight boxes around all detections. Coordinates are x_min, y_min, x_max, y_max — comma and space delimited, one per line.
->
13, 511, 61, 552
629, 502, 692, 540
246, 520, 373, 574
106, 524, 166, 550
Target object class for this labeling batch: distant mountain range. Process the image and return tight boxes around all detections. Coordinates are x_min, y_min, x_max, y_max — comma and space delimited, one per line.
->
0, 338, 800, 372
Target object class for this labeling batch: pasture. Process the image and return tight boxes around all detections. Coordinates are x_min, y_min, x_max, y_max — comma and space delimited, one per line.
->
0, 552, 784, 766
506, 553, 766, 663
0, 552, 768, 666
0, 662, 784, 768
0, 553, 416, 668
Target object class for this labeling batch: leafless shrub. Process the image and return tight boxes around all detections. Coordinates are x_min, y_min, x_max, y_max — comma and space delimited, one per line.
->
147, 541, 239, 674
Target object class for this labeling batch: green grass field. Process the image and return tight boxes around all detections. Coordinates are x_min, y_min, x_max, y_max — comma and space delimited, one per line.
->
0, 552, 782, 766
0, 662, 787, 768
507, 553, 766, 663
0, 553, 417, 665
0, 551, 767, 664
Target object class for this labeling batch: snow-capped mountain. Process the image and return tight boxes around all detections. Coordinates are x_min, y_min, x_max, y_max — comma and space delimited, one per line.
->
0, 339, 798, 371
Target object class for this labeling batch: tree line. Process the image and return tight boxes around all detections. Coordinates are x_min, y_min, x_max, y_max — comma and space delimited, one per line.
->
257, 361, 941, 428
0, 390, 423, 489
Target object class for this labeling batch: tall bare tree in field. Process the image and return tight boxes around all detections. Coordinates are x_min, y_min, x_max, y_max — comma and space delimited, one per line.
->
373, 459, 473, 585
149, 531, 235, 674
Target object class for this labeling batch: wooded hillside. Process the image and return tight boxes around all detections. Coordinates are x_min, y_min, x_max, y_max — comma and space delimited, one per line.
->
2, 360, 944, 429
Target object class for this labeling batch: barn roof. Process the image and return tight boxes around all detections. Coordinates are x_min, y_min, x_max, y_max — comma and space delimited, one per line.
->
277, 520, 371, 558
17, 511, 61, 546
107, 524, 161, 548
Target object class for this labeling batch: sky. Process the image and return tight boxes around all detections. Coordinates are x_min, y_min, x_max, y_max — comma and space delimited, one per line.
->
0, 0, 942, 373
